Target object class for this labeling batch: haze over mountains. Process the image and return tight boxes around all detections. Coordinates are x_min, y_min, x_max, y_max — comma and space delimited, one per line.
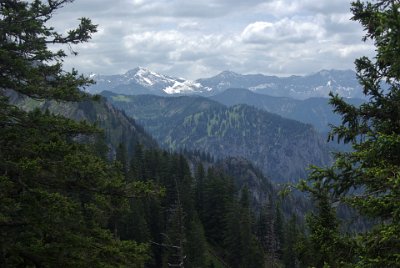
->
86, 67, 367, 182
210, 88, 364, 133
87, 67, 365, 100
103, 92, 332, 182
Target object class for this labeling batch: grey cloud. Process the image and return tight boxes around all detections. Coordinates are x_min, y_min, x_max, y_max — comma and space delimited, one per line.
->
59, 0, 270, 20
301, 0, 352, 15
52, 0, 374, 80
240, 18, 325, 44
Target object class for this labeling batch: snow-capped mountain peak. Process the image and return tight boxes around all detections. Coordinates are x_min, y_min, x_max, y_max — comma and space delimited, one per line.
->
86, 68, 364, 99
86, 67, 210, 96
123, 67, 173, 88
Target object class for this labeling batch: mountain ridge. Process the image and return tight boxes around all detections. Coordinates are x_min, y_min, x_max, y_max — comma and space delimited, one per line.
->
87, 67, 211, 96
210, 87, 364, 133
86, 67, 364, 100
103, 92, 332, 182
5, 89, 158, 155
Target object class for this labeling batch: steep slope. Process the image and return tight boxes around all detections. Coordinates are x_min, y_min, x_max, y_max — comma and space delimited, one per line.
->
104, 92, 332, 182
215, 157, 274, 209
5, 90, 157, 154
210, 88, 364, 133
101, 91, 222, 132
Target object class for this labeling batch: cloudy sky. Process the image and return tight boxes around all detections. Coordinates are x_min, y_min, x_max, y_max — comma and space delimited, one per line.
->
51, 0, 375, 79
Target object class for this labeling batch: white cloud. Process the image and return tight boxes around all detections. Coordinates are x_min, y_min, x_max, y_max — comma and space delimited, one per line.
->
300, 0, 352, 14
241, 18, 325, 44
259, 0, 353, 17
178, 21, 202, 31
122, 30, 234, 76
50, 0, 374, 79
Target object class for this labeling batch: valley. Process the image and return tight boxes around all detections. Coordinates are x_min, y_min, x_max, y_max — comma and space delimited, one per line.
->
104, 91, 332, 182
8, 64, 366, 266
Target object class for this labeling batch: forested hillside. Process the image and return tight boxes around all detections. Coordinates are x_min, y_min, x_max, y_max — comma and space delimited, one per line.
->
5, 89, 157, 154
105, 92, 331, 182
112, 145, 304, 267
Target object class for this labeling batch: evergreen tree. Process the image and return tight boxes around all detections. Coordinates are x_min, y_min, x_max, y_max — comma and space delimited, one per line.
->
116, 142, 129, 178
92, 132, 109, 160
163, 199, 186, 268
129, 143, 145, 181
300, 0, 400, 266
274, 203, 284, 258
203, 169, 235, 244
194, 163, 206, 220
224, 202, 244, 266
0, 1, 152, 266
185, 217, 207, 268
224, 186, 264, 268
257, 199, 279, 265
256, 206, 268, 250
282, 216, 298, 268
121, 198, 151, 243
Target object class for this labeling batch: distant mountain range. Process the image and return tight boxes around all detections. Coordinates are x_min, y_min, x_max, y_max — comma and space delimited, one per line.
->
198, 69, 364, 99
86, 67, 365, 100
103, 91, 332, 182
210, 88, 364, 133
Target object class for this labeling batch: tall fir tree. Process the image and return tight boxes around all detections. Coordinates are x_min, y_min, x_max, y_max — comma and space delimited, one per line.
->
194, 163, 206, 221
299, 0, 400, 266
282, 215, 298, 268
0, 1, 153, 266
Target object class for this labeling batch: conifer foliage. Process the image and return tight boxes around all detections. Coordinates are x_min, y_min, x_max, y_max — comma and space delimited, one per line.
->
0, 1, 149, 267
300, 0, 400, 267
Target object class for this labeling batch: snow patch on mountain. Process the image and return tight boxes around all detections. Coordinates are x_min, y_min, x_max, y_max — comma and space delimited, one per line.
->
86, 67, 211, 95
86, 67, 364, 99
249, 83, 276, 90
164, 80, 211, 94
126, 67, 176, 87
